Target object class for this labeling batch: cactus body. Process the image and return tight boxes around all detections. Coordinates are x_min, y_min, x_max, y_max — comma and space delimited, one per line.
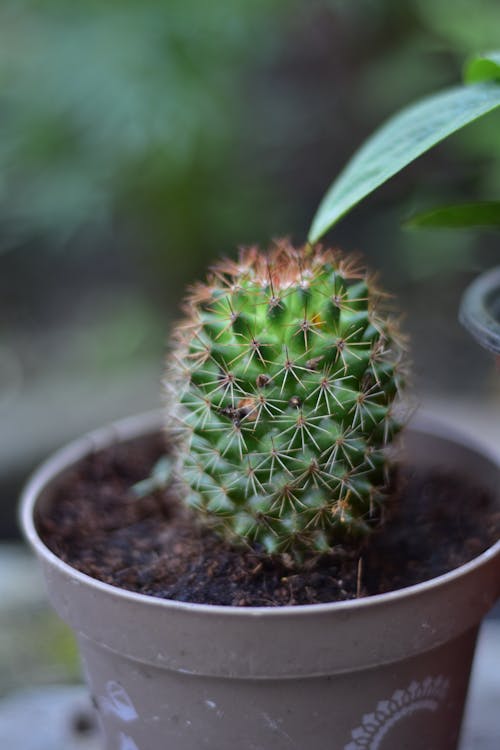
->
165, 241, 407, 554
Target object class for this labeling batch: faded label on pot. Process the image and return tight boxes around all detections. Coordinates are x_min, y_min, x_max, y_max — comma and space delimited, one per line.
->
101, 681, 139, 723
344, 675, 449, 750
119, 732, 140, 750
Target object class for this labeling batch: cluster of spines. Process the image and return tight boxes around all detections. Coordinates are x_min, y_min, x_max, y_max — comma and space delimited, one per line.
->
164, 240, 407, 555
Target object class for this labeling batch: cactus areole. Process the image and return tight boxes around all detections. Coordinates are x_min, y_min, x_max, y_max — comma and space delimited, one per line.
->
165, 241, 407, 555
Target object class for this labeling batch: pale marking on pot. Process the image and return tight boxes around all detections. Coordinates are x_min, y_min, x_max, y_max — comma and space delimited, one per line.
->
262, 713, 298, 747
118, 732, 140, 750
101, 681, 139, 722
205, 699, 217, 709
344, 675, 449, 750
421, 620, 435, 632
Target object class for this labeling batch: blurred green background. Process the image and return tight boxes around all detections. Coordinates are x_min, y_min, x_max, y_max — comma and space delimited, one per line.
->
2, 0, 500, 539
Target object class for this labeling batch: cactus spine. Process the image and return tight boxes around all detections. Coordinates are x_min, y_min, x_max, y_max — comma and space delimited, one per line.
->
165, 241, 407, 555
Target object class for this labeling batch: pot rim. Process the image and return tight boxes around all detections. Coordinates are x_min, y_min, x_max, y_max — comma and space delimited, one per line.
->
20, 409, 500, 620
459, 265, 500, 354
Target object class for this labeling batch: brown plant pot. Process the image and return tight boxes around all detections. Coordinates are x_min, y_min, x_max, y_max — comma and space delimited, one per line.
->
20, 411, 500, 750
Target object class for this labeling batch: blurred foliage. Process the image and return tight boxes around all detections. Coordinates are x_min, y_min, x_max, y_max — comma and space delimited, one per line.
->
406, 201, 500, 230
415, 0, 500, 51
1, 0, 500, 270
0, 607, 80, 695
0, 0, 292, 260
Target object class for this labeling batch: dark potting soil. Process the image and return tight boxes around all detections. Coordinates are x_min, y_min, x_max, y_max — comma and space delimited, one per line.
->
37, 436, 500, 607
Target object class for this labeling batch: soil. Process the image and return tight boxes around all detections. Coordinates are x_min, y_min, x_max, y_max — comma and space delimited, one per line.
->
37, 435, 500, 607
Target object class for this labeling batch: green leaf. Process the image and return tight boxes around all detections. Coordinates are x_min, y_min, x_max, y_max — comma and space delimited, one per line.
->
465, 51, 500, 84
405, 201, 500, 230
308, 51, 500, 244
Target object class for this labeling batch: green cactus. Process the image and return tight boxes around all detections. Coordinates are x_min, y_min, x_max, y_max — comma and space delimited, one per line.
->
165, 240, 407, 555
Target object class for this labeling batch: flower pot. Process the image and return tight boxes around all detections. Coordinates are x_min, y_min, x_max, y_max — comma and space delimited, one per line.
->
460, 265, 500, 355
20, 411, 500, 750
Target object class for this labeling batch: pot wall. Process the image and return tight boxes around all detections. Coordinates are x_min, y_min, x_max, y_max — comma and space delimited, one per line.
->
79, 626, 478, 750
20, 412, 500, 750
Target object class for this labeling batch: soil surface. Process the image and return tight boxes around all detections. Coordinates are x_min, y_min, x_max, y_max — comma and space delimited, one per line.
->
38, 436, 500, 606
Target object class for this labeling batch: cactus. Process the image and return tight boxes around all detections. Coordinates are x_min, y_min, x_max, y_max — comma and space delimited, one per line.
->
165, 240, 407, 555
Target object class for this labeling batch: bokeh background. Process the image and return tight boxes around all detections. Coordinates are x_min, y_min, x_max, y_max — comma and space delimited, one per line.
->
1, 0, 500, 713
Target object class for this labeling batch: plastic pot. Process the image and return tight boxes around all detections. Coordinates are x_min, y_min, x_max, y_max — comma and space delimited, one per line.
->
459, 265, 500, 355
20, 411, 500, 750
